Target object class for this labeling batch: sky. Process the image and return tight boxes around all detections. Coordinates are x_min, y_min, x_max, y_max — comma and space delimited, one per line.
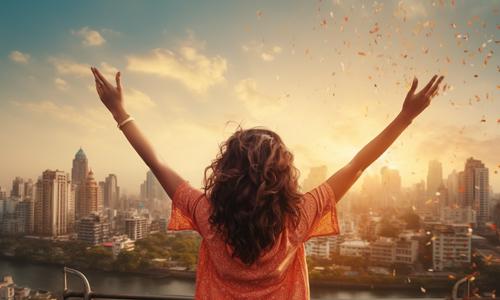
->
0, 0, 498, 196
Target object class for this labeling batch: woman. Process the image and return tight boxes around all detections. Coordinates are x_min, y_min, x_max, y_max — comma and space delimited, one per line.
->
91, 67, 443, 299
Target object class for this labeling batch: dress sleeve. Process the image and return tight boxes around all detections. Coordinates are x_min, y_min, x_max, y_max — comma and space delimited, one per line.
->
295, 181, 340, 242
167, 181, 204, 232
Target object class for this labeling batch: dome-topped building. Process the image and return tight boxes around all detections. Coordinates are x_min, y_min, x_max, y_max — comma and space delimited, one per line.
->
72, 147, 89, 186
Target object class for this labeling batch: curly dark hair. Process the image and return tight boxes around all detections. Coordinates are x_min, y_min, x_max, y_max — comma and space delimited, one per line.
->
203, 127, 302, 265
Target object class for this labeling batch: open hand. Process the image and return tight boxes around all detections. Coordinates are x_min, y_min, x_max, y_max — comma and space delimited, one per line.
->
91, 67, 128, 122
401, 75, 444, 121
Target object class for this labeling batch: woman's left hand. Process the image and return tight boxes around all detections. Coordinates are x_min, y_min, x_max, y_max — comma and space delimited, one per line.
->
91, 66, 128, 122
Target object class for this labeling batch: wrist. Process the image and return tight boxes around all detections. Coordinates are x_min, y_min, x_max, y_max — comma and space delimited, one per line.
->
396, 111, 413, 127
112, 108, 129, 123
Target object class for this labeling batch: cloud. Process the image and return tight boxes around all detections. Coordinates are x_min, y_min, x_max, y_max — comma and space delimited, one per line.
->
50, 58, 89, 76
54, 78, 69, 91
72, 27, 106, 46
415, 124, 500, 168
9, 51, 30, 64
11, 100, 107, 130
124, 88, 155, 112
242, 42, 282, 62
126, 46, 227, 93
234, 78, 283, 117
49, 59, 116, 79
100, 62, 119, 77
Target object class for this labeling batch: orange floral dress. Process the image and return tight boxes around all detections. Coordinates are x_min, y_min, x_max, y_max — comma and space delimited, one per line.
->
168, 181, 340, 299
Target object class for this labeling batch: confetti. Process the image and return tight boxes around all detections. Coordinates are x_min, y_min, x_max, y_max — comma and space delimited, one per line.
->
420, 287, 426, 293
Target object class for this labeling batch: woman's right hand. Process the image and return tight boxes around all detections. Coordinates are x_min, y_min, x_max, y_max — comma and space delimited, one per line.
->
400, 75, 444, 121
91, 66, 128, 123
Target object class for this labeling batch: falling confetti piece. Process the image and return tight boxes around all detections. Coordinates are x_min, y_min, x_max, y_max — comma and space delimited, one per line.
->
420, 287, 426, 293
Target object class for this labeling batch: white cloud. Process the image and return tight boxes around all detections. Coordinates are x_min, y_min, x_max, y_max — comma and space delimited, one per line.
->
11, 100, 107, 130
54, 78, 69, 91
50, 58, 90, 76
124, 88, 155, 112
242, 42, 282, 62
99, 62, 119, 78
126, 46, 227, 93
9, 51, 30, 64
50, 59, 115, 79
72, 27, 106, 46
234, 78, 283, 117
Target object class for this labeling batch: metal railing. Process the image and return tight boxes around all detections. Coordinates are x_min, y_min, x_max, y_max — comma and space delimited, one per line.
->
62, 266, 483, 300
63, 267, 193, 300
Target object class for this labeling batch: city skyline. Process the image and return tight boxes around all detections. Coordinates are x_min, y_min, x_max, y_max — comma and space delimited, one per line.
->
0, 1, 498, 194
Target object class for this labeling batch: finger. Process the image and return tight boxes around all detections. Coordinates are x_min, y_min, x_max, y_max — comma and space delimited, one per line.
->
91, 67, 105, 87
426, 76, 444, 98
407, 77, 418, 96
93, 67, 112, 87
115, 72, 122, 91
419, 75, 438, 95
95, 81, 104, 96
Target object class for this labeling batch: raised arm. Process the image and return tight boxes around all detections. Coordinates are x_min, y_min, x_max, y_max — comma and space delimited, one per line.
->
91, 67, 184, 198
327, 75, 444, 201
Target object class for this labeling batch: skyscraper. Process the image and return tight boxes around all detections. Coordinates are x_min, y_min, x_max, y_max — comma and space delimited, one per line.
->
302, 165, 328, 192
380, 166, 401, 207
427, 160, 443, 198
463, 157, 490, 226
98, 181, 105, 212
34, 170, 72, 236
104, 174, 119, 209
72, 148, 88, 186
140, 170, 166, 202
72, 148, 89, 221
446, 170, 459, 206
10, 177, 25, 200
77, 170, 98, 219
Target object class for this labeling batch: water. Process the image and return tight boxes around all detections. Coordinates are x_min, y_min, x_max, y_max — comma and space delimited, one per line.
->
0, 258, 447, 299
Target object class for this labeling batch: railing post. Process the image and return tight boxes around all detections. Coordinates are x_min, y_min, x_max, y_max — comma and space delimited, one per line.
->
63, 267, 93, 300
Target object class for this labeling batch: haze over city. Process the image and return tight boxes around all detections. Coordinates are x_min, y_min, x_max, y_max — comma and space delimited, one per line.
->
0, 0, 498, 195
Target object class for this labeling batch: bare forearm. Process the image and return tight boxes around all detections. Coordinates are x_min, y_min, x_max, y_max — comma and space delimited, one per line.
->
114, 110, 183, 197
350, 112, 412, 171
91, 67, 185, 198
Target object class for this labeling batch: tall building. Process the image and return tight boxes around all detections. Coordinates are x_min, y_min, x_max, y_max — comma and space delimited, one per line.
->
10, 177, 25, 200
77, 213, 110, 245
380, 166, 401, 207
140, 170, 167, 202
427, 160, 443, 198
34, 170, 72, 236
302, 165, 328, 192
15, 200, 34, 234
98, 181, 105, 212
446, 170, 459, 205
463, 157, 490, 226
72, 148, 89, 186
104, 174, 120, 209
0, 186, 7, 200
125, 216, 148, 240
72, 148, 89, 221
432, 223, 471, 271
77, 170, 98, 219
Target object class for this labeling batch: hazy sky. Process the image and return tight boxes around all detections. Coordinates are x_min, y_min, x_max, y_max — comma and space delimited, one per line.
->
0, 0, 498, 196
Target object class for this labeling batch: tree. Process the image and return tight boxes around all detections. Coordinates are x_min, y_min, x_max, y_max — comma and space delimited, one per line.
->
401, 209, 421, 230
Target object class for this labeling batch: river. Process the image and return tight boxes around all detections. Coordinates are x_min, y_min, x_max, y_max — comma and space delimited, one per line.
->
0, 258, 448, 299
